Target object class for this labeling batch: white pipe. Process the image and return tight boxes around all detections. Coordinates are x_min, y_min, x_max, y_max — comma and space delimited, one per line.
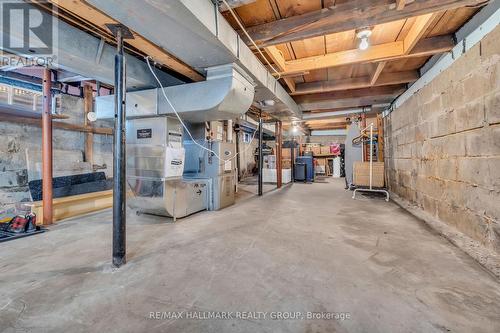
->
360, 123, 375, 188
227, 119, 233, 142
360, 123, 374, 133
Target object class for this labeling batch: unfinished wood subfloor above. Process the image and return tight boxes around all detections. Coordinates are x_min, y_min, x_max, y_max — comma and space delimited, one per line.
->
222, 0, 483, 131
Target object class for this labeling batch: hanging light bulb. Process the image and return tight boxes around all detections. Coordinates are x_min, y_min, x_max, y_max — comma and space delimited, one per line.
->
359, 37, 369, 50
356, 28, 373, 51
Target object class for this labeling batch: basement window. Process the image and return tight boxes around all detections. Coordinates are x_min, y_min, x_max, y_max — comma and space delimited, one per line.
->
0, 83, 45, 113
242, 132, 252, 143
0, 85, 9, 104
12, 88, 37, 110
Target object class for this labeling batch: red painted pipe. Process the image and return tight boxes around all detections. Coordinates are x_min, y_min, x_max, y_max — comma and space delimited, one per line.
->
42, 68, 53, 224
276, 120, 282, 188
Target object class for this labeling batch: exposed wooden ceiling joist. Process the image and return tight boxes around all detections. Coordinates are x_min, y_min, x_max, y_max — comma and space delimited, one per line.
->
292, 70, 419, 95
264, 46, 296, 92
294, 85, 407, 104
403, 13, 437, 54
368, 11, 434, 86
300, 95, 397, 111
396, 0, 408, 10
282, 35, 453, 75
241, 0, 486, 48
370, 62, 387, 86
306, 124, 349, 130
49, 0, 203, 82
305, 118, 348, 125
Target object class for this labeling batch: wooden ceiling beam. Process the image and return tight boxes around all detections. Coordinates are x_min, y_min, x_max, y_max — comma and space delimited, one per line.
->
294, 85, 406, 104
291, 70, 419, 95
305, 120, 348, 126
50, 0, 203, 82
283, 35, 453, 74
370, 62, 387, 86
300, 95, 397, 111
403, 13, 437, 54
264, 46, 296, 93
368, 12, 432, 86
396, 0, 407, 10
242, 0, 485, 47
308, 124, 348, 130
305, 117, 348, 123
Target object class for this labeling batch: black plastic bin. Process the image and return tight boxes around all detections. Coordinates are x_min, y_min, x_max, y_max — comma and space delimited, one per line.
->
294, 163, 307, 182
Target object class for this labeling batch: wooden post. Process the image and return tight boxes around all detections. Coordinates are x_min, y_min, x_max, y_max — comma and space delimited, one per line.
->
83, 83, 94, 166
275, 121, 282, 188
42, 68, 53, 225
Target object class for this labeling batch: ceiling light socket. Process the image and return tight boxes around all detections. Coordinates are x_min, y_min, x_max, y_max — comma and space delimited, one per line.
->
356, 28, 373, 50
259, 99, 275, 107
356, 28, 373, 39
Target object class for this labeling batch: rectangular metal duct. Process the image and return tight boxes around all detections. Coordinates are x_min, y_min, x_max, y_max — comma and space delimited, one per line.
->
0, 2, 182, 90
86, 0, 301, 120
96, 63, 255, 122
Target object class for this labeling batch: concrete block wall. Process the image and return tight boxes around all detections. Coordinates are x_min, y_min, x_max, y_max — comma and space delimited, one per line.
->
0, 95, 113, 210
384, 25, 500, 252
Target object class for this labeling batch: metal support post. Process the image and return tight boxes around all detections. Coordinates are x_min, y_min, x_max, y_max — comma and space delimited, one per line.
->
107, 24, 133, 267
258, 116, 263, 196
42, 68, 53, 225
276, 121, 282, 188
290, 137, 295, 182
235, 126, 241, 182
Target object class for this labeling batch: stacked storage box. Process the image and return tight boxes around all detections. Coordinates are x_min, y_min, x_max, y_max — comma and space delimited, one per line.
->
262, 169, 292, 184
281, 148, 297, 169
320, 146, 331, 155
315, 158, 327, 175
264, 155, 276, 169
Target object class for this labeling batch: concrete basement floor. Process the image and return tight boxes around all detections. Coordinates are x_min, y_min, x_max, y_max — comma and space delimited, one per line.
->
1, 179, 500, 333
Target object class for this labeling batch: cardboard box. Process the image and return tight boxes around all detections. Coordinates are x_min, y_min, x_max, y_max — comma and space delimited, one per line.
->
312, 146, 321, 156
320, 146, 331, 155
314, 158, 326, 174
281, 148, 298, 159
315, 165, 326, 174
353, 162, 385, 187
315, 157, 326, 166
282, 159, 292, 169
263, 168, 292, 184
266, 155, 276, 163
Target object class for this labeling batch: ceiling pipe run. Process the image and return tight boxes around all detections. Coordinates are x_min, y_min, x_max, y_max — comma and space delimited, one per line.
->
302, 108, 373, 120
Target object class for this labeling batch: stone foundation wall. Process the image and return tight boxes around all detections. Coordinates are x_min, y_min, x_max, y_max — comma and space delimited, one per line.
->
384, 25, 500, 252
0, 95, 113, 210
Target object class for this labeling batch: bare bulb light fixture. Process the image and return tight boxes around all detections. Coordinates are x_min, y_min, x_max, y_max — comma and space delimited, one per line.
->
259, 99, 275, 108
356, 28, 373, 51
